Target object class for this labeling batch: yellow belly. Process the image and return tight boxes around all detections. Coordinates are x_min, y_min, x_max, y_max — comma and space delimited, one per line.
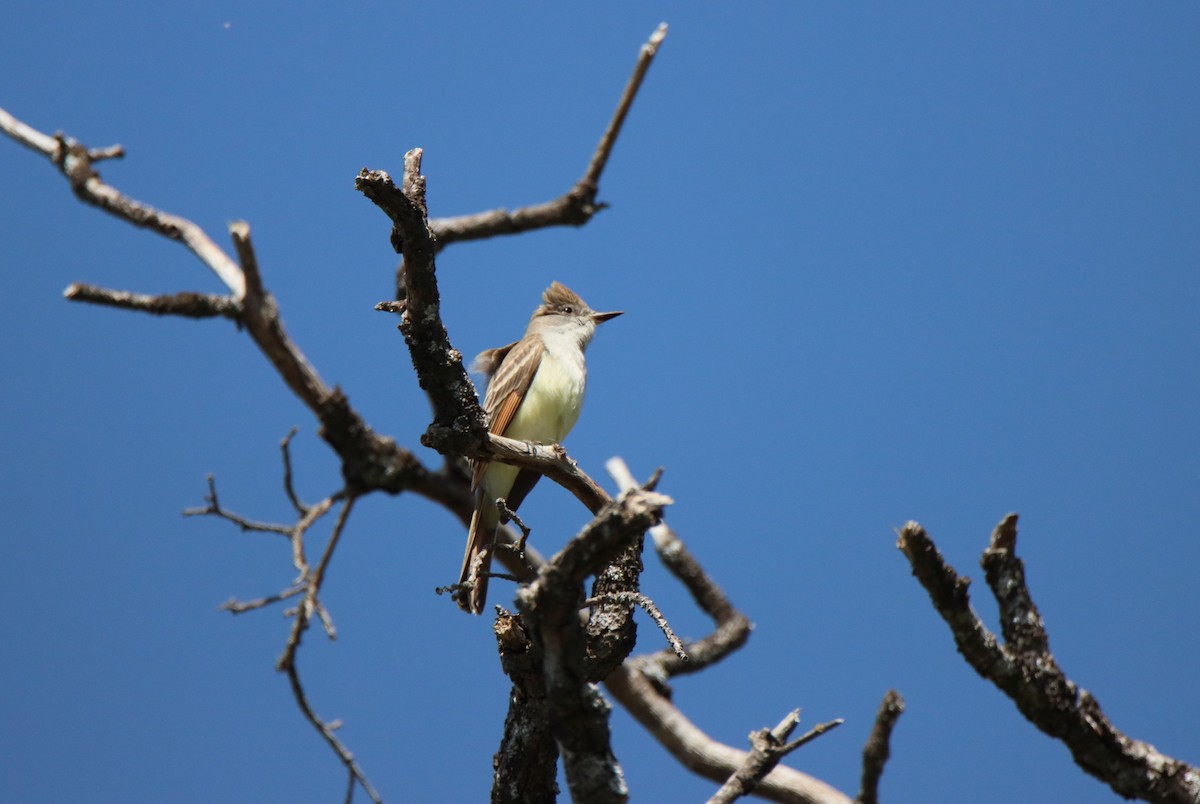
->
481, 347, 586, 502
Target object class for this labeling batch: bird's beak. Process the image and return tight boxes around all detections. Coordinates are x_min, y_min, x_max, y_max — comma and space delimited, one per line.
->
592, 310, 623, 324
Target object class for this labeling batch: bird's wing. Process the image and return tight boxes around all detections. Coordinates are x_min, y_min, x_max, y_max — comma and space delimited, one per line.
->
471, 335, 543, 491
472, 340, 520, 378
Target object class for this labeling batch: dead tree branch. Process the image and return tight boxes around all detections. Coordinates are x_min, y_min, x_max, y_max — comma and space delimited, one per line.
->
187, 466, 373, 800
280, 428, 310, 515
428, 23, 668, 250
278, 496, 355, 669
898, 516, 1200, 804
1, 104, 454, 505
0, 107, 246, 295
187, 474, 346, 624
357, 151, 487, 444
583, 466, 667, 681
604, 458, 851, 804
584, 591, 687, 662
62, 284, 242, 319
709, 711, 845, 804
517, 486, 673, 804
183, 474, 295, 536
273, 496, 380, 804
492, 608, 559, 804
856, 690, 904, 804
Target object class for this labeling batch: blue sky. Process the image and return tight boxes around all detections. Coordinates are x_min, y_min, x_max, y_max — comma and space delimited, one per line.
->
2, 3, 1197, 802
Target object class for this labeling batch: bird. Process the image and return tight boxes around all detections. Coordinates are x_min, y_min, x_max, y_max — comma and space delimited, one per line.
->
457, 281, 622, 614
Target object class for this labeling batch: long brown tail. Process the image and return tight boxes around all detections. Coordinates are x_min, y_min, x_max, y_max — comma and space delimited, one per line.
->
457, 502, 496, 614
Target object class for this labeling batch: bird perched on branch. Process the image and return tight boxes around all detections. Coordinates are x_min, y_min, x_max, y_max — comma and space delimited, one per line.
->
457, 282, 622, 614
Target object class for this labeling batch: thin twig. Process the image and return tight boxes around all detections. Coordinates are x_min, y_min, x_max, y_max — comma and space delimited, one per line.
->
183, 475, 293, 535
220, 584, 305, 614
281, 649, 381, 804
278, 496, 352, 672
286, 492, 345, 579
496, 498, 531, 539
280, 428, 310, 515
87, 143, 125, 162
492, 497, 535, 566
315, 600, 338, 640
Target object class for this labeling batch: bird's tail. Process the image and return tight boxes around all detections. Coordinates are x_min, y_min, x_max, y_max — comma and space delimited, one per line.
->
457, 501, 497, 614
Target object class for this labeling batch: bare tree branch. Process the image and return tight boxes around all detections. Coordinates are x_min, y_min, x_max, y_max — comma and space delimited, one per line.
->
428, 23, 668, 250
281, 638, 381, 804
604, 458, 851, 804
280, 428, 310, 516
0, 106, 246, 296
606, 666, 852, 804
187, 471, 348, 624
226, 221, 342, 435
583, 464, 668, 681
273, 496, 380, 803
191, 467, 374, 800
284, 493, 346, 592
483, 433, 614, 515
709, 711, 844, 804
898, 516, 1200, 804
584, 591, 687, 662
357, 153, 487, 443
278, 495, 355, 668
493, 609, 559, 804
219, 584, 304, 615
517, 486, 673, 804
183, 475, 294, 536
856, 690, 904, 804
63, 283, 241, 319
0, 105, 64, 154
606, 457, 752, 676
2, 105, 460, 507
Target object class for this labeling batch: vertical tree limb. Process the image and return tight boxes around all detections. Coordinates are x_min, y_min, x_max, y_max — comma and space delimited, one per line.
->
856, 690, 904, 804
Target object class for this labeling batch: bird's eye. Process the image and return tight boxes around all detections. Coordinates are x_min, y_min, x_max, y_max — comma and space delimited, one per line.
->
562, 305, 574, 314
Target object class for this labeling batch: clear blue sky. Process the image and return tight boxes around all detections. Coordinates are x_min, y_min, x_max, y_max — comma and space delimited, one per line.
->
2, 3, 1197, 802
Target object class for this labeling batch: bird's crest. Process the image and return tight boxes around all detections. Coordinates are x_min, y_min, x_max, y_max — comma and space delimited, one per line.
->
542, 281, 587, 311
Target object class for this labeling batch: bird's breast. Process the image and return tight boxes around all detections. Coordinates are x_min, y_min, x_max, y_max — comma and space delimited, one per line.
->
506, 343, 587, 444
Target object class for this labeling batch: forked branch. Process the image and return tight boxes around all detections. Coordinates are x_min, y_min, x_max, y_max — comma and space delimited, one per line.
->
709, 711, 844, 804
898, 516, 1200, 803
428, 23, 668, 249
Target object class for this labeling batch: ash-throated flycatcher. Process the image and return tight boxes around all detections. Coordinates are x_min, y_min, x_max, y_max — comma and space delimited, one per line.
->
457, 281, 621, 614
